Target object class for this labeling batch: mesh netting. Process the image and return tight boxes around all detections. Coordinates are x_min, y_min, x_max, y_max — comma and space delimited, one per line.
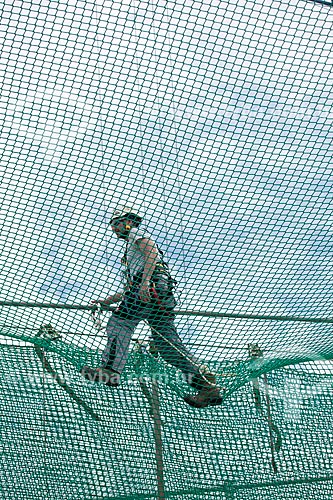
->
1, 0, 333, 498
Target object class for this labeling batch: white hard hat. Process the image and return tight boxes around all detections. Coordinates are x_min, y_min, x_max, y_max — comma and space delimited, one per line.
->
110, 205, 144, 224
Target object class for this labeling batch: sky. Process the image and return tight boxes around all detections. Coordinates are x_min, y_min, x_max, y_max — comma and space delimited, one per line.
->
0, 0, 332, 364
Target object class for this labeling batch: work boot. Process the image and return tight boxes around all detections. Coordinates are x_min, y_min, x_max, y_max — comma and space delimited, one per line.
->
184, 372, 223, 409
80, 366, 120, 387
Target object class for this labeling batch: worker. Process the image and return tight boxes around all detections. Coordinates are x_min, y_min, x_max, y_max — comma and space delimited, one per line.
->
81, 205, 222, 408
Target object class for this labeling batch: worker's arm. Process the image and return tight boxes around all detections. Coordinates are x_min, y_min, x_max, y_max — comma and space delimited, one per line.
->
136, 237, 159, 302
92, 292, 123, 306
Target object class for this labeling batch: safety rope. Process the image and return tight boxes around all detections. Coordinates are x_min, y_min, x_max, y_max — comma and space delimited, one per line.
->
1, 302, 332, 324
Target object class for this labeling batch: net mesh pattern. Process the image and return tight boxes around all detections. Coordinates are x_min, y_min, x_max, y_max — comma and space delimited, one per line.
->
1, 0, 333, 498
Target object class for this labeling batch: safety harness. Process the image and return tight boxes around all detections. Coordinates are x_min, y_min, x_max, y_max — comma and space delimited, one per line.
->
122, 240, 177, 297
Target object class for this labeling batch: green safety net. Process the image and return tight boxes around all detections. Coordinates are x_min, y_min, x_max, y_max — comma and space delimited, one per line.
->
1, 0, 333, 498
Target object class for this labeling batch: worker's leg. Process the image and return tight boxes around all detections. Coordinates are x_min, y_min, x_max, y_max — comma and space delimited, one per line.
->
147, 310, 202, 385
81, 289, 148, 386
101, 287, 152, 373
101, 312, 141, 374
148, 309, 223, 408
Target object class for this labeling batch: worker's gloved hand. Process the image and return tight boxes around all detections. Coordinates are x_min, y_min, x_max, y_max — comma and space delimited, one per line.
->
90, 299, 112, 313
91, 294, 123, 307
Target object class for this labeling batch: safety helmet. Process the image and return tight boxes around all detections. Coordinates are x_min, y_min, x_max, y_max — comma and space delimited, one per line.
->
109, 205, 143, 226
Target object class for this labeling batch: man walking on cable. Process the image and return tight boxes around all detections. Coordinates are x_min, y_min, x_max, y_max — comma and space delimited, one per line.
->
81, 205, 222, 408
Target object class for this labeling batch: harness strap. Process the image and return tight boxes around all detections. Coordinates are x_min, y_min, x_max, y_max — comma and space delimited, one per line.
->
123, 239, 176, 289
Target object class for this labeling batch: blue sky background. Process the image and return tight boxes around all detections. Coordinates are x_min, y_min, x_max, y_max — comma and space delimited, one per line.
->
0, 0, 332, 361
